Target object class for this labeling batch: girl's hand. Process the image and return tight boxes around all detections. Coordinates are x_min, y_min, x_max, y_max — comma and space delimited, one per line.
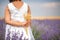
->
23, 21, 31, 27
21, 21, 27, 27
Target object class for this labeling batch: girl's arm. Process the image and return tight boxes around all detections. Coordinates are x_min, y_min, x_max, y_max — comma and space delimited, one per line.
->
27, 6, 31, 25
4, 6, 26, 27
24, 6, 31, 27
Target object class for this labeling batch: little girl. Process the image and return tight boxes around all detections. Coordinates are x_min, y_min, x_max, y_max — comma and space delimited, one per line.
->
4, 0, 35, 40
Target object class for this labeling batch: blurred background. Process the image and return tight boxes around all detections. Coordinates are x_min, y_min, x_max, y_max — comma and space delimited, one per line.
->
0, 0, 60, 40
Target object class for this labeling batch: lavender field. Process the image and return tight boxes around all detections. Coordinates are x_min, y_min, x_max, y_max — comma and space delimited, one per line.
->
0, 19, 60, 40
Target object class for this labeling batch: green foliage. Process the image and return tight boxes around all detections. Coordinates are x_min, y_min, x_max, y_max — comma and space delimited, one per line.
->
32, 26, 41, 40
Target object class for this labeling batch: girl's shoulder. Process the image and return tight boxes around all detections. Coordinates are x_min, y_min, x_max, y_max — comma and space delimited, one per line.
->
7, 2, 14, 10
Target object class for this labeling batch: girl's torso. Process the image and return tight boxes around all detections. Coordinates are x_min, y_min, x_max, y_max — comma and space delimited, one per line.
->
8, 2, 28, 22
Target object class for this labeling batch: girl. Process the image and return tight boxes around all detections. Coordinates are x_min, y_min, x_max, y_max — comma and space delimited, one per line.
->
4, 0, 35, 40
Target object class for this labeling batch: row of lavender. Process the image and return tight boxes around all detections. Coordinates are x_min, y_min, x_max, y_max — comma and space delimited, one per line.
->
0, 19, 5, 40
0, 19, 60, 40
31, 19, 60, 40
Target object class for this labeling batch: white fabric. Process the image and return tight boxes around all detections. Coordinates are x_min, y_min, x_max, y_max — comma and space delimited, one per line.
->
5, 2, 35, 40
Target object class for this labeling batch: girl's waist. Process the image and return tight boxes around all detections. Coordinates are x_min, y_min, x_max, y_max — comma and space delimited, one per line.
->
6, 24, 30, 28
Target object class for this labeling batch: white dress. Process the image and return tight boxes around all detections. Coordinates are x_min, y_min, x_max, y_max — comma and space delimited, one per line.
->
5, 2, 35, 40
